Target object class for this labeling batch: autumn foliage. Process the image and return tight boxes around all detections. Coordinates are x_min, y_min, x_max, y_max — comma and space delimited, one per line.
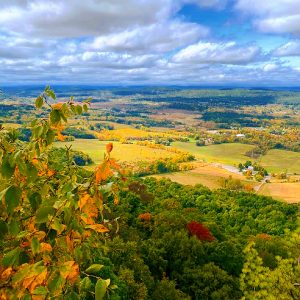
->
187, 221, 215, 242
138, 213, 152, 221
0, 87, 121, 299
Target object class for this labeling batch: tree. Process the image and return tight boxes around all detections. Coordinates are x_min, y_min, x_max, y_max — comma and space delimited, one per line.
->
0, 87, 122, 299
240, 240, 300, 299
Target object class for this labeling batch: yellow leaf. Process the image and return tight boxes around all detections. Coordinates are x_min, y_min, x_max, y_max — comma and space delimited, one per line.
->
60, 261, 79, 283
40, 243, 52, 252
51, 102, 63, 110
79, 193, 90, 210
32, 296, 46, 300
0, 267, 13, 281
113, 196, 119, 205
23, 276, 36, 290
87, 224, 109, 233
28, 269, 47, 293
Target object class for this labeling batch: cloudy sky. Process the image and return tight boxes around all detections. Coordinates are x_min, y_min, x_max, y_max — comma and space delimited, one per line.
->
1, 0, 300, 86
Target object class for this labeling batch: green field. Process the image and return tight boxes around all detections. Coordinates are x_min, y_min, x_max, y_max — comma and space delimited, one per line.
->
172, 142, 255, 166
172, 142, 300, 174
259, 149, 300, 174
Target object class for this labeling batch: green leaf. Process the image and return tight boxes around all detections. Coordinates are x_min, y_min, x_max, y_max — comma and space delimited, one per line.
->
25, 163, 38, 181
95, 279, 107, 300
8, 219, 20, 235
0, 220, 8, 239
36, 206, 55, 223
61, 182, 74, 194
46, 89, 56, 100
75, 105, 83, 115
34, 125, 44, 138
31, 237, 40, 255
65, 291, 79, 300
1, 157, 15, 178
46, 129, 56, 145
35, 96, 44, 109
85, 264, 104, 274
2, 247, 21, 267
64, 207, 72, 225
51, 218, 65, 234
29, 192, 42, 211
32, 286, 48, 295
48, 271, 65, 294
80, 277, 92, 292
83, 104, 88, 112
5, 185, 22, 214
50, 109, 61, 124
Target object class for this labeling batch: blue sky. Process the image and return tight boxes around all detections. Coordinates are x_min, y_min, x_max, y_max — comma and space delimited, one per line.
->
1, 0, 300, 86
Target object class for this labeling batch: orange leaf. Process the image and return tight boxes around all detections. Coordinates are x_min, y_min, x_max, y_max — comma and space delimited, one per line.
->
40, 243, 52, 252
106, 142, 113, 153
114, 196, 119, 205
51, 102, 63, 110
87, 224, 109, 233
1, 267, 13, 281
79, 193, 90, 210
28, 269, 47, 293
32, 296, 46, 300
80, 215, 95, 225
57, 131, 65, 142
65, 234, 74, 252
95, 162, 112, 184
32, 158, 39, 165
60, 261, 79, 283
47, 169, 55, 177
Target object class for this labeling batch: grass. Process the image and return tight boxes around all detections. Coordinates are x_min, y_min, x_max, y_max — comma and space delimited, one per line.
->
54, 139, 177, 165
259, 149, 300, 174
258, 182, 300, 203
172, 142, 255, 166
172, 142, 300, 174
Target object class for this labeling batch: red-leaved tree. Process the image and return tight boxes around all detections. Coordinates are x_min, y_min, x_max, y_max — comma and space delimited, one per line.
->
187, 221, 215, 242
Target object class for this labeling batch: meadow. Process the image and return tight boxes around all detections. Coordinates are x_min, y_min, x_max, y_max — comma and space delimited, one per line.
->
258, 182, 300, 203
172, 142, 255, 165
153, 162, 256, 190
172, 142, 300, 174
54, 139, 178, 165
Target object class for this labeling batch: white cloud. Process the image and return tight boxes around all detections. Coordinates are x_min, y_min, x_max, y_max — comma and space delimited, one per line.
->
0, 0, 173, 38
235, 0, 300, 35
182, 0, 227, 9
57, 52, 158, 69
85, 21, 208, 54
172, 41, 262, 64
263, 63, 279, 72
273, 41, 300, 56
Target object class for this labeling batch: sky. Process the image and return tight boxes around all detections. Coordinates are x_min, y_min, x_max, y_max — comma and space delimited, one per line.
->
1, 0, 300, 86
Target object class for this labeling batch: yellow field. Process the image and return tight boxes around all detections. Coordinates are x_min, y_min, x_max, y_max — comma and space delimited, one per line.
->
54, 139, 177, 165
96, 126, 178, 141
2, 123, 21, 129
258, 182, 300, 203
153, 163, 256, 190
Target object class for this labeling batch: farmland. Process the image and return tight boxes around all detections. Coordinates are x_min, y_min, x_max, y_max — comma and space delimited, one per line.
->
54, 139, 178, 165
1, 86, 300, 203
172, 142, 255, 166
258, 182, 300, 203
153, 162, 256, 189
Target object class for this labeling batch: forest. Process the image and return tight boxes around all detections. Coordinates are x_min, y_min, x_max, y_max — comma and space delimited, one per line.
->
0, 88, 299, 299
